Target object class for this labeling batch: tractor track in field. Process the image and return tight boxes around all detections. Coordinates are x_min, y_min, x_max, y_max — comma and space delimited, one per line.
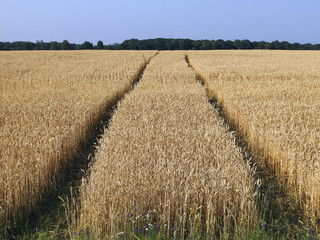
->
185, 54, 308, 238
6, 52, 159, 240
4, 52, 308, 239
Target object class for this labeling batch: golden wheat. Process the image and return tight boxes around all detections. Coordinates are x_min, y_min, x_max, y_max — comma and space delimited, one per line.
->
0, 50, 156, 229
78, 52, 259, 239
188, 50, 320, 224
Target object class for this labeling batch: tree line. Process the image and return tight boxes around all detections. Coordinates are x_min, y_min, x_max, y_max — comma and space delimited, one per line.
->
1, 39, 320, 51
0, 40, 103, 51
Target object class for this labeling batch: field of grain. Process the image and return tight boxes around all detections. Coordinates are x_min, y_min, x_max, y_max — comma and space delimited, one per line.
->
1, 50, 319, 239
0, 50, 156, 230
187, 50, 320, 225
77, 52, 259, 239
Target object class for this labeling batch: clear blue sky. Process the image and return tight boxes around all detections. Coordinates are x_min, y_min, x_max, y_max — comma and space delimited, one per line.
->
1, 0, 319, 44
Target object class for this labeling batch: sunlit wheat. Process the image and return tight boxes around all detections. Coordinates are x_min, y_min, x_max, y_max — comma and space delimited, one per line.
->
78, 52, 259, 239
0, 50, 156, 230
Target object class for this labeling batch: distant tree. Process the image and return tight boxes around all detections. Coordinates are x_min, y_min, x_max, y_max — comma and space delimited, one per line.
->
251, 41, 259, 49
122, 39, 139, 49
291, 42, 302, 50
17, 41, 35, 50
178, 39, 192, 50
215, 39, 226, 49
239, 39, 253, 49
25, 42, 35, 50
209, 40, 215, 49
50, 41, 61, 50
169, 39, 179, 50
233, 39, 241, 49
80, 41, 94, 50
314, 44, 320, 50
35, 40, 50, 50
10, 42, 22, 50
104, 44, 112, 50
192, 40, 201, 50
61, 40, 71, 50
270, 40, 280, 49
200, 40, 211, 50
105, 43, 121, 50
225, 40, 234, 49
69, 43, 77, 50
302, 43, 313, 50
3, 42, 10, 50
36, 40, 43, 50
155, 39, 165, 50
137, 40, 147, 50
112, 43, 121, 50
96, 40, 104, 49
277, 41, 290, 50
1, 38, 319, 51
164, 39, 172, 50
257, 41, 270, 49
155, 38, 167, 50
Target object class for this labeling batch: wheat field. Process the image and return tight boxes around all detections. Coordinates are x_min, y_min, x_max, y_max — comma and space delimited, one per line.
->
1, 50, 319, 239
77, 52, 259, 239
0, 50, 156, 230
188, 50, 320, 225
